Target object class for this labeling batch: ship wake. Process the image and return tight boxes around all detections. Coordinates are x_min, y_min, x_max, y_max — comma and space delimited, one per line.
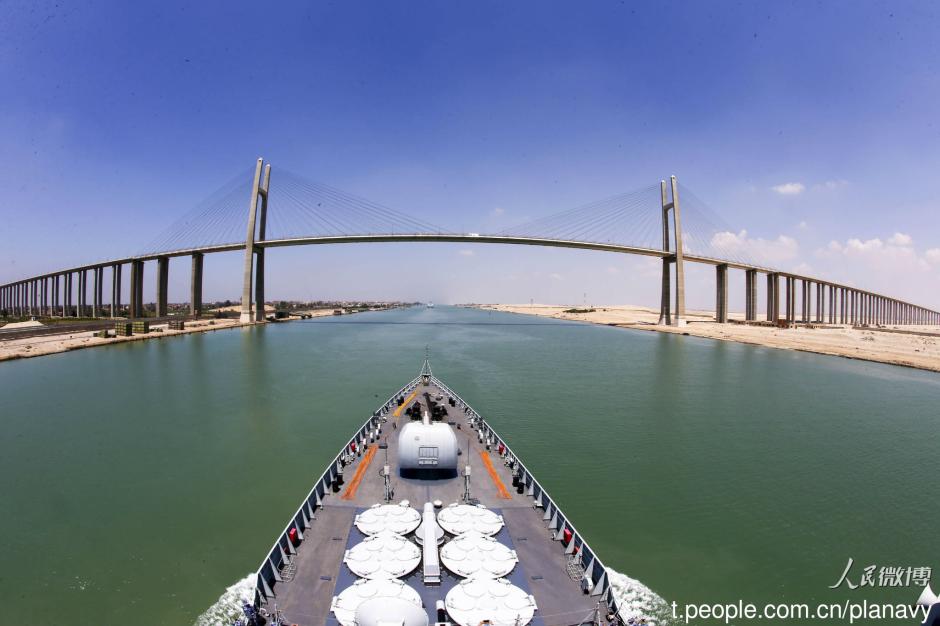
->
193, 573, 256, 626
606, 567, 674, 626
196, 569, 674, 626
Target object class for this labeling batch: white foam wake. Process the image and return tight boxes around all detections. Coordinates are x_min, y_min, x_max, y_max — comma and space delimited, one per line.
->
193, 573, 256, 626
607, 567, 674, 625
198, 568, 672, 626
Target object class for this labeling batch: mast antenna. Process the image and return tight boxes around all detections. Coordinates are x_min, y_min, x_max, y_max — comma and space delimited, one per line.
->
420, 345, 433, 385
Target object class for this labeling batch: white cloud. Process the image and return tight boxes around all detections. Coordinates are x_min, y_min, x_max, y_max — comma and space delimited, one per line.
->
458, 249, 475, 257
812, 233, 940, 304
817, 234, 923, 268
771, 182, 805, 195
708, 229, 800, 266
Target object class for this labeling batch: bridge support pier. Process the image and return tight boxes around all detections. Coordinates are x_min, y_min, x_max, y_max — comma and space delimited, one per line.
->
715, 264, 728, 323
111, 264, 122, 318
156, 257, 169, 317
191, 253, 203, 317
79, 270, 89, 317
767, 273, 779, 323
744, 269, 757, 321
828, 285, 835, 324
64, 273, 72, 317
657, 258, 671, 325
40, 278, 47, 317
816, 283, 823, 323
785, 277, 796, 325
93, 267, 103, 317
129, 260, 144, 319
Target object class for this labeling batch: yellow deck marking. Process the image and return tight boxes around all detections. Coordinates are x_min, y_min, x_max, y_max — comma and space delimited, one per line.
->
342, 445, 378, 500
392, 389, 419, 423
480, 450, 512, 499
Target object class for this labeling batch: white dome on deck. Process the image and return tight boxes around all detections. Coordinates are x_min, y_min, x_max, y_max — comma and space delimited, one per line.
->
356, 597, 429, 626
444, 577, 537, 626
355, 503, 422, 536
437, 503, 504, 536
330, 579, 423, 626
440, 531, 518, 578
344, 532, 421, 579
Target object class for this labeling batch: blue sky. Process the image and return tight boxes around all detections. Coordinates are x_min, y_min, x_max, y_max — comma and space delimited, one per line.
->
2, 1, 939, 310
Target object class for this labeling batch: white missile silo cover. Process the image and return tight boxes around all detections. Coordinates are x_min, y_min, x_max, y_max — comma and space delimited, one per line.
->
440, 531, 518, 578
355, 597, 429, 626
444, 577, 537, 626
437, 503, 504, 536
344, 532, 422, 579
330, 578, 423, 626
355, 503, 421, 536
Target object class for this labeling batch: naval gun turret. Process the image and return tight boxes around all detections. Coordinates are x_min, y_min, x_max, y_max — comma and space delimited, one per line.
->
398, 406, 458, 479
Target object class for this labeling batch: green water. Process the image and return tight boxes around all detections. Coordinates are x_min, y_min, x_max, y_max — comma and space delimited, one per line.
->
1, 306, 937, 625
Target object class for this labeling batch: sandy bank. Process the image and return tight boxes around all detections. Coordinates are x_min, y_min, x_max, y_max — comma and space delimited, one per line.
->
0, 309, 339, 363
471, 304, 940, 373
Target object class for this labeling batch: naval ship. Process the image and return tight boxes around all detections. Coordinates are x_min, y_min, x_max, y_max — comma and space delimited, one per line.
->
238, 357, 627, 626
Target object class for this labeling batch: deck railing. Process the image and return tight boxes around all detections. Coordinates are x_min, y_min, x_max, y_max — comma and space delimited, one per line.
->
251, 375, 422, 606
431, 375, 623, 620
251, 373, 623, 621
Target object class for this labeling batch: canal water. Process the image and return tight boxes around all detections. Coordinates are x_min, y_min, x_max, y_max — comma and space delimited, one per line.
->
1, 306, 937, 625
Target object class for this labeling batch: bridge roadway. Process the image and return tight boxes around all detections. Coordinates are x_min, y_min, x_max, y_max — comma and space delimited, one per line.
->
3, 233, 938, 327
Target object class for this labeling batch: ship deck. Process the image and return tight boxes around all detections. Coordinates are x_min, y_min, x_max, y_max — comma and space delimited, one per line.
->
269, 380, 601, 626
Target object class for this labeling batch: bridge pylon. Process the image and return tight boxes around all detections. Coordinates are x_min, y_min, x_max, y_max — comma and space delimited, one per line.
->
240, 158, 271, 324
657, 175, 686, 326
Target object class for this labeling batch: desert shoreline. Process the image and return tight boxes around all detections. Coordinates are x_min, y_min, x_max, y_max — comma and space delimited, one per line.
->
0, 310, 341, 363
468, 303, 940, 374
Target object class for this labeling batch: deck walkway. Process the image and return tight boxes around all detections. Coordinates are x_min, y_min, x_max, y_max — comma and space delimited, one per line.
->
269, 381, 600, 626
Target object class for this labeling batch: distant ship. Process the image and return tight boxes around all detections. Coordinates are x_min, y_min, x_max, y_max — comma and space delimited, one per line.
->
426, 302, 434, 308
237, 357, 624, 626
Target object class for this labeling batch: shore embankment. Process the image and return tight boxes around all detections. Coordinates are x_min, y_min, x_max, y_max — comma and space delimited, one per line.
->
470, 303, 940, 373
0, 310, 338, 363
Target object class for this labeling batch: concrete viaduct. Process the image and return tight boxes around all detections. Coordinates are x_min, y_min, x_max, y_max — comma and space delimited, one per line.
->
2, 158, 938, 327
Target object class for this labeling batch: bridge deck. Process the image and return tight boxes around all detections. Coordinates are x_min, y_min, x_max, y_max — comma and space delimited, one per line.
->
268, 381, 599, 626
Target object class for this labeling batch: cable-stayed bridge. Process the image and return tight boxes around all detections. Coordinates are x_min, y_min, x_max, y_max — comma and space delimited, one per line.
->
2, 157, 937, 326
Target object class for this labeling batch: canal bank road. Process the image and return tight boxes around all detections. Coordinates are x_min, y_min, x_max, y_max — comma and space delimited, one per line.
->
0, 305, 937, 625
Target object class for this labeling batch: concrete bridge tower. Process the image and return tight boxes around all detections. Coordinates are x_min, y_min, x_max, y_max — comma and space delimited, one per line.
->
657, 175, 686, 326
240, 158, 271, 324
